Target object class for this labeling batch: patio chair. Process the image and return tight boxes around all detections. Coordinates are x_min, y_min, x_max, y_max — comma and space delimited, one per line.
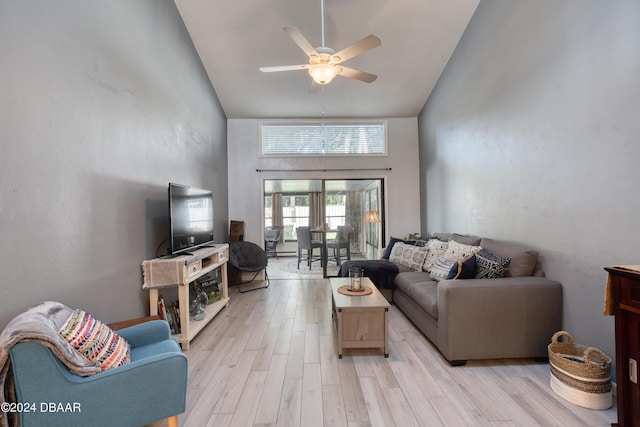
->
296, 226, 323, 270
264, 226, 284, 259
327, 225, 352, 266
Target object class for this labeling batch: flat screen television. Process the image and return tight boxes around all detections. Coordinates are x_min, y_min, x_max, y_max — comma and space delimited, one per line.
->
169, 183, 214, 255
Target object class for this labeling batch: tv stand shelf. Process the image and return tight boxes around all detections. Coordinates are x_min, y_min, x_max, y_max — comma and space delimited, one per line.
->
142, 244, 229, 350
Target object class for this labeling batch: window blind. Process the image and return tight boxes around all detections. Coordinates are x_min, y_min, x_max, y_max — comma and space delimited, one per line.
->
261, 122, 386, 156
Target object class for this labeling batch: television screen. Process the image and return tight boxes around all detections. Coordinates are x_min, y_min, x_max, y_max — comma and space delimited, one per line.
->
169, 183, 214, 255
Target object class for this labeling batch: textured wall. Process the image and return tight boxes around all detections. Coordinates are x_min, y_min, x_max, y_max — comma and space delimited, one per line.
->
227, 118, 421, 246
0, 1, 227, 326
418, 0, 640, 377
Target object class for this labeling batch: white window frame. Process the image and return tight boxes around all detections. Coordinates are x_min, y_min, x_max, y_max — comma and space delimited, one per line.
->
260, 119, 387, 157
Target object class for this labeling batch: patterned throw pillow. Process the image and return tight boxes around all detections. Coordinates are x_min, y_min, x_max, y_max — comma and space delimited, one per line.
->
441, 240, 482, 263
389, 241, 428, 271
422, 239, 449, 272
430, 257, 457, 281
58, 309, 131, 370
382, 237, 428, 259
382, 237, 405, 259
475, 249, 512, 279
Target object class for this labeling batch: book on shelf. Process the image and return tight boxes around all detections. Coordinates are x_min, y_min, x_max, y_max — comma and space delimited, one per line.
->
208, 294, 222, 304
157, 297, 168, 321
198, 275, 220, 305
170, 302, 181, 334
159, 297, 181, 335
165, 307, 175, 333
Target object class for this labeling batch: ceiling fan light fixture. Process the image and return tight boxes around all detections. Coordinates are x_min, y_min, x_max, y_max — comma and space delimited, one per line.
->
259, 0, 380, 87
308, 63, 337, 85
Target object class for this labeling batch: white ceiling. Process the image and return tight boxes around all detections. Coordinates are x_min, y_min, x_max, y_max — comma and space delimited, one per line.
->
174, 0, 479, 119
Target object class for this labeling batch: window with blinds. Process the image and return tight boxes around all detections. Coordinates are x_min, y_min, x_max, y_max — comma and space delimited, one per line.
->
261, 121, 386, 156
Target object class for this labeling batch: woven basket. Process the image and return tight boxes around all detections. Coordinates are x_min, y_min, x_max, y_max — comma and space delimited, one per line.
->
547, 331, 612, 410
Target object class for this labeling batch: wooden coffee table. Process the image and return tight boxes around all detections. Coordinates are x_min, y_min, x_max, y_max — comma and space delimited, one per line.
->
330, 277, 390, 358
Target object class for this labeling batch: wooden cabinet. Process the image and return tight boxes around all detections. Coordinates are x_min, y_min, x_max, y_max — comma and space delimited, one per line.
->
143, 244, 229, 350
330, 277, 390, 359
605, 266, 640, 427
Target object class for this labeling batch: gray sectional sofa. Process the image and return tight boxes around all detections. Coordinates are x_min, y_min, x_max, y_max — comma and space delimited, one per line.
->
388, 233, 562, 366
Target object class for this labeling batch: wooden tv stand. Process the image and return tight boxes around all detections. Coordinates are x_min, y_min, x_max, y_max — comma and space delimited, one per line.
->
142, 244, 229, 350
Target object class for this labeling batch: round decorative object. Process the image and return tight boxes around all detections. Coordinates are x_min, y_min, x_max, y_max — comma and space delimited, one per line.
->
337, 285, 373, 296
191, 305, 206, 321
198, 289, 208, 307
189, 283, 208, 320
189, 298, 205, 320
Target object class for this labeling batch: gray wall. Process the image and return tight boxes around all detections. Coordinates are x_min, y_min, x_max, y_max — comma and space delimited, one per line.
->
418, 0, 640, 376
0, 1, 228, 327
227, 118, 421, 246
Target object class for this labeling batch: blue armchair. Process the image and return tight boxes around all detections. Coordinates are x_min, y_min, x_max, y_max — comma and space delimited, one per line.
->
8, 320, 187, 427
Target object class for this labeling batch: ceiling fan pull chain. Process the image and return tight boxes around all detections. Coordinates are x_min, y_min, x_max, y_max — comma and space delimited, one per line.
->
320, 0, 326, 47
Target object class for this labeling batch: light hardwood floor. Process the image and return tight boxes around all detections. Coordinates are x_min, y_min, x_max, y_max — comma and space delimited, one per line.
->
152, 278, 617, 427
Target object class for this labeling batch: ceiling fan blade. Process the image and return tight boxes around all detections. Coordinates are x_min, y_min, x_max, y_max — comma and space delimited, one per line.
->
259, 64, 310, 73
283, 26, 318, 58
337, 66, 377, 83
332, 35, 381, 64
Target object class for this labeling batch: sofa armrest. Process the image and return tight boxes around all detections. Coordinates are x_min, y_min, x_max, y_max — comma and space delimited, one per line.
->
436, 276, 562, 362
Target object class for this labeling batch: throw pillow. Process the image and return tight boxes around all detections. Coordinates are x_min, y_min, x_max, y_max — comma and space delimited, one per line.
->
382, 236, 421, 259
430, 257, 457, 281
475, 249, 512, 279
58, 309, 131, 370
447, 254, 478, 280
478, 238, 539, 277
389, 241, 428, 271
422, 239, 449, 272
441, 240, 482, 263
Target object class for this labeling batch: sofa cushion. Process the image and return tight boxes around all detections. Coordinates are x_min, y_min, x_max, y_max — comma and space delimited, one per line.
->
389, 242, 428, 271
422, 239, 449, 272
432, 233, 482, 246
447, 254, 478, 279
409, 281, 439, 319
396, 263, 416, 273
474, 249, 511, 279
479, 238, 539, 277
394, 272, 438, 318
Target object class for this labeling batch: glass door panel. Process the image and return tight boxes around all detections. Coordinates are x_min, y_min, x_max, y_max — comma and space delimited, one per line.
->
324, 179, 384, 260
264, 178, 385, 261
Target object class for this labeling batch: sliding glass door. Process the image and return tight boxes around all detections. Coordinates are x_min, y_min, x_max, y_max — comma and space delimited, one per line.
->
264, 179, 322, 243
264, 178, 385, 260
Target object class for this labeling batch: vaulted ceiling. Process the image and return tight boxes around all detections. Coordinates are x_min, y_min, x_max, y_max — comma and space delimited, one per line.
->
174, 0, 479, 119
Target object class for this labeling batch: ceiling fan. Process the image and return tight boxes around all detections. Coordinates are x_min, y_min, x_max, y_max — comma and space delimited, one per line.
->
259, 0, 381, 86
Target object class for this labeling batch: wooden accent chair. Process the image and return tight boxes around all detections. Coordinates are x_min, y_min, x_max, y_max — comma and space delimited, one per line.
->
229, 220, 245, 242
